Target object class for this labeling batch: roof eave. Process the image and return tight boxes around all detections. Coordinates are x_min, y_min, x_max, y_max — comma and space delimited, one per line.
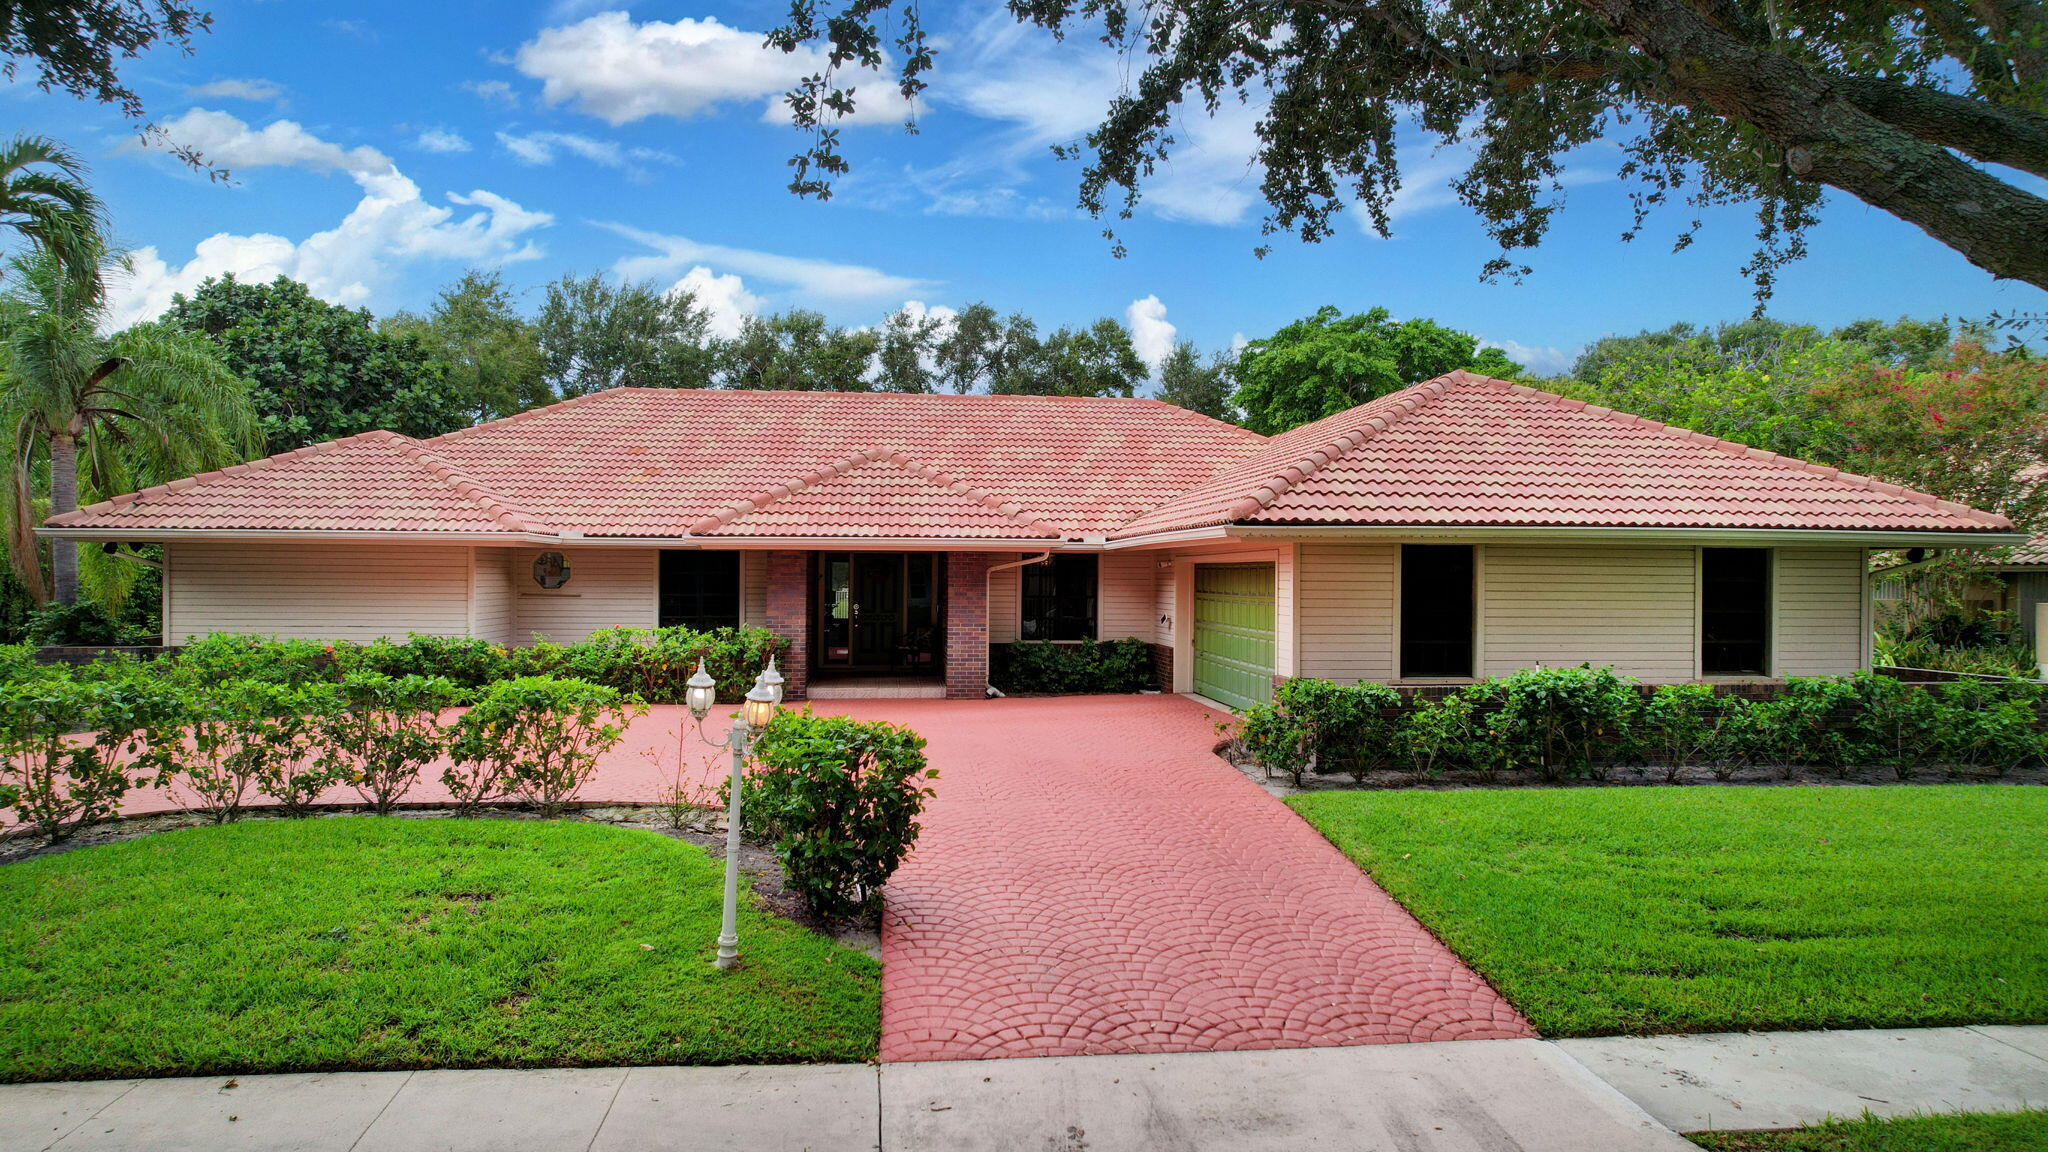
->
34, 526, 1092, 551
1213, 524, 2032, 548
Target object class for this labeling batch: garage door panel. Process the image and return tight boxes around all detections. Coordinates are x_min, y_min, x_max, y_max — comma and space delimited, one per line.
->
1193, 563, 1275, 713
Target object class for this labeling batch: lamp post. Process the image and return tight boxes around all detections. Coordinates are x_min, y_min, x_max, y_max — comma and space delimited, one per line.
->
685, 655, 783, 969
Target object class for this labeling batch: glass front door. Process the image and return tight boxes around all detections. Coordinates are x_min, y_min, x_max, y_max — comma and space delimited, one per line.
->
815, 553, 943, 674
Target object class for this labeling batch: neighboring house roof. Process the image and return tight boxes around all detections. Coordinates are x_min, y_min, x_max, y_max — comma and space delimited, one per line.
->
1983, 533, 2048, 567
44, 373, 2017, 543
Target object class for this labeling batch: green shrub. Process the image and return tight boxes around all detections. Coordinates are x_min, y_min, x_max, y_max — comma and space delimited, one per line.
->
320, 672, 466, 814
511, 626, 791, 704
23, 602, 121, 647
1634, 684, 1752, 781
997, 638, 1153, 694
341, 634, 508, 687
447, 677, 642, 815
740, 709, 935, 921
1489, 665, 1638, 780
0, 670, 174, 841
1239, 678, 1403, 785
1935, 679, 2047, 775
158, 679, 338, 823
172, 633, 335, 686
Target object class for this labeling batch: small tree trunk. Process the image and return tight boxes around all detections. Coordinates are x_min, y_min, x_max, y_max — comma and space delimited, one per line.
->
48, 432, 79, 606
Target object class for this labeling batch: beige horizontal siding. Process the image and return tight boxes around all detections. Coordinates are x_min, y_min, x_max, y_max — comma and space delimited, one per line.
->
740, 550, 767, 628
1480, 544, 1697, 682
1154, 559, 1175, 647
1100, 552, 1153, 641
510, 547, 657, 644
470, 548, 517, 645
1775, 547, 1866, 676
165, 541, 470, 644
1297, 542, 1397, 683
986, 553, 1024, 644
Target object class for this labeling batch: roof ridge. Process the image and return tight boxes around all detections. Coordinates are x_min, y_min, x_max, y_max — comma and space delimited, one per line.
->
690, 448, 1066, 538
1469, 372, 2014, 529
384, 436, 555, 535
54, 430, 406, 522
1218, 375, 1458, 521
426, 387, 622, 445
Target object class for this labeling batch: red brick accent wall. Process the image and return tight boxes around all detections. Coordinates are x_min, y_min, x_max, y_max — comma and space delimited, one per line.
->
1153, 642, 1175, 693
764, 551, 810, 700
946, 553, 992, 699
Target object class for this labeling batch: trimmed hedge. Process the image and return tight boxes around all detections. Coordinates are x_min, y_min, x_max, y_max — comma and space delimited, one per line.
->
125, 626, 789, 704
1235, 666, 2048, 782
995, 638, 1154, 694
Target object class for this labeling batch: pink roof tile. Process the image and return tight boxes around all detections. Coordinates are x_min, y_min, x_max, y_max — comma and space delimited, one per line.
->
1113, 372, 2011, 537
45, 431, 551, 534
46, 377, 2013, 541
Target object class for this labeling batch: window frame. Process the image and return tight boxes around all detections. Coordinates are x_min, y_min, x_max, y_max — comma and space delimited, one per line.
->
1398, 543, 1477, 680
1700, 546, 1773, 677
658, 550, 742, 632
1019, 554, 1099, 642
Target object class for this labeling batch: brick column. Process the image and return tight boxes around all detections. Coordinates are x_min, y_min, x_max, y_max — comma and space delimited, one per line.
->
764, 550, 810, 701
945, 552, 991, 699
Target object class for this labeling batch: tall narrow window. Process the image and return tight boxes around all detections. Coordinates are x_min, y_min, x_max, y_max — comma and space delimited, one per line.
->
659, 551, 740, 631
1702, 548, 1770, 675
1021, 554, 1098, 641
1400, 545, 1474, 678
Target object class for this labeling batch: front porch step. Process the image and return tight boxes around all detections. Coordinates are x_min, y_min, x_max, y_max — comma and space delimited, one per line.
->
808, 679, 950, 700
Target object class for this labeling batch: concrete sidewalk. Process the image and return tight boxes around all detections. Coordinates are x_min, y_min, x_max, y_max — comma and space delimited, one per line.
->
4, 1026, 2044, 1151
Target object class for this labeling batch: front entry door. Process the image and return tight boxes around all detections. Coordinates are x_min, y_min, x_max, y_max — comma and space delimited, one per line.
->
850, 554, 903, 665
816, 553, 943, 673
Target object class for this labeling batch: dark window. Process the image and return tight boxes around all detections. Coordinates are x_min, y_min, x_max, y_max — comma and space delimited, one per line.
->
1021, 554, 1097, 641
1702, 548, 1770, 675
1400, 545, 1474, 678
659, 551, 740, 631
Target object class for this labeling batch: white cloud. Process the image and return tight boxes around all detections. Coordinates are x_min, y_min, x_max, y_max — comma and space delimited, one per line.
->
495, 129, 676, 175
670, 266, 761, 340
908, 14, 1265, 226
512, 11, 908, 127
185, 77, 287, 104
413, 128, 472, 154
1480, 337, 1577, 377
606, 223, 932, 302
460, 79, 519, 106
108, 110, 551, 329
1124, 295, 1176, 370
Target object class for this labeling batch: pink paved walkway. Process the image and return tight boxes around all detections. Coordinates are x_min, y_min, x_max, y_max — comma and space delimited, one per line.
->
831, 694, 1534, 1062
91, 695, 1532, 1062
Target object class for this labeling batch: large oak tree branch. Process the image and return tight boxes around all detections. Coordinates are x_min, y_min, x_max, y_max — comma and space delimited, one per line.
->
1577, 0, 2048, 290
1835, 76, 2048, 179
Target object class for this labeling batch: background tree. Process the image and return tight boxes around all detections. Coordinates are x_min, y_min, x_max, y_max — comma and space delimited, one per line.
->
1231, 306, 1522, 434
996, 318, 1146, 397
1155, 340, 1236, 421
535, 273, 715, 396
775, 0, 2048, 299
160, 275, 464, 451
0, 135, 104, 291
0, 243, 258, 605
716, 309, 879, 391
874, 305, 942, 393
383, 271, 546, 425
935, 303, 1041, 394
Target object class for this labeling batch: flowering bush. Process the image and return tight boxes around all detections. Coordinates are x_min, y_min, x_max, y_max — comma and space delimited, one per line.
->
320, 672, 465, 814
0, 671, 175, 841
160, 679, 342, 823
447, 677, 642, 814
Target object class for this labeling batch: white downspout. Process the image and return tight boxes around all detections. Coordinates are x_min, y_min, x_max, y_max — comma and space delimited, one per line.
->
983, 552, 1053, 697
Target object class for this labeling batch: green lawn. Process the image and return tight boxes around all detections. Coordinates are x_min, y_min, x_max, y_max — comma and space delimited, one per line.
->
1288, 785, 2048, 1037
0, 818, 879, 1081
1690, 1110, 2048, 1151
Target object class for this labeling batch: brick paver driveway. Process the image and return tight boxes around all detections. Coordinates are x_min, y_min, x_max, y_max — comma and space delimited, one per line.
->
821, 694, 1533, 1063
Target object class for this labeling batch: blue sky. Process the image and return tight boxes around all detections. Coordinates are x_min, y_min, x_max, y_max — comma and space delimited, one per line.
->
11, 0, 2046, 376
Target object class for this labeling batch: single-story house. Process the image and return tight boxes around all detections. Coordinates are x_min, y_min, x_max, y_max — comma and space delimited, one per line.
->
40, 371, 2022, 711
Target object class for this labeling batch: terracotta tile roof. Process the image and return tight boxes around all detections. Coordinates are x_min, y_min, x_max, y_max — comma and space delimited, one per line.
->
46, 376, 2012, 541
695, 450, 1063, 539
1994, 534, 2048, 565
45, 431, 552, 534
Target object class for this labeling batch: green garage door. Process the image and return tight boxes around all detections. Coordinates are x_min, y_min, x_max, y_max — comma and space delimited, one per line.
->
1192, 562, 1275, 713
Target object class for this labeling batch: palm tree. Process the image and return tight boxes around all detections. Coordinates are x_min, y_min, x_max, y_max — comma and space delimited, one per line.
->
0, 241, 262, 605
0, 136, 105, 291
